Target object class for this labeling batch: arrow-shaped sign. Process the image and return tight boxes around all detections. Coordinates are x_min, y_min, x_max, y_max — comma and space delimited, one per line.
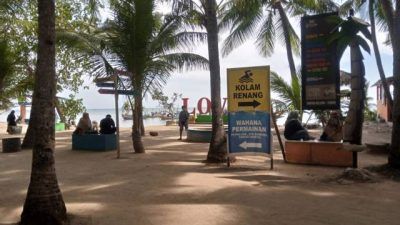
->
98, 89, 136, 95
239, 141, 262, 149
238, 100, 261, 108
96, 82, 114, 88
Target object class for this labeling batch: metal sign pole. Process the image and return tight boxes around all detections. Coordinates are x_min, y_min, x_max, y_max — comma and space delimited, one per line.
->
114, 74, 121, 159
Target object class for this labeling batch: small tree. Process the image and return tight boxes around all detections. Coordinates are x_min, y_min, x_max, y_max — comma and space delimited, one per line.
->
56, 95, 86, 129
151, 90, 182, 120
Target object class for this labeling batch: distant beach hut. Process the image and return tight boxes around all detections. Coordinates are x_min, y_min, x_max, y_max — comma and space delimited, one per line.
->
373, 77, 394, 122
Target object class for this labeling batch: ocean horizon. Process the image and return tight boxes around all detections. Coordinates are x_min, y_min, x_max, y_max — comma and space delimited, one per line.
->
0, 107, 168, 128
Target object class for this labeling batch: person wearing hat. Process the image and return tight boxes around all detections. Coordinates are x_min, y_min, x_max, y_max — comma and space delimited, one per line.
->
320, 111, 343, 142
100, 114, 116, 134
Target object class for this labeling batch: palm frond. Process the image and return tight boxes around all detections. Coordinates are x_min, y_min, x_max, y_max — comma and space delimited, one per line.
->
221, 0, 264, 56
255, 11, 275, 57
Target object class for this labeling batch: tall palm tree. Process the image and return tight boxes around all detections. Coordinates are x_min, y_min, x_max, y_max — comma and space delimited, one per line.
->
172, 0, 227, 162
62, 0, 208, 153
220, 0, 335, 81
329, 13, 372, 145
20, 0, 67, 224
379, 0, 400, 168
367, 0, 393, 106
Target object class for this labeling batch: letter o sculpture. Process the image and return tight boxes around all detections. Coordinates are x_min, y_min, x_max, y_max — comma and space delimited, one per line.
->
197, 97, 211, 114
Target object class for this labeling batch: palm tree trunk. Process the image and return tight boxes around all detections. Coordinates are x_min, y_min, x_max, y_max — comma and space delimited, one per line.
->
369, 0, 393, 106
205, 0, 227, 163
132, 88, 145, 153
276, 2, 297, 80
20, 1, 67, 224
388, 12, 400, 167
379, 0, 400, 168
140, 117, 145, 136
21, 112, 36, 149
55, 97, 66, 124
343, 43, 365, 145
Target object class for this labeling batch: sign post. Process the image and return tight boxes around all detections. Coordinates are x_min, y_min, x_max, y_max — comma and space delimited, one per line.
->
114, 75, 121, 159
227, 66, 272, 169
301, 12, 340, 110
96, 75, 136, 159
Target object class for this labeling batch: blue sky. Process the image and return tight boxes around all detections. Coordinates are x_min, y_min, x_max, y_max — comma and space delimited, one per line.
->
69, 1, 394, 110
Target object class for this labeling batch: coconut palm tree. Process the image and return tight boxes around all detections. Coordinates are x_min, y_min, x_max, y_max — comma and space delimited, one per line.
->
378, 0, 400, 168
20, 0, 67, 224
220, 0, 336, 81
270, 71, 301, 115
366, 0, 393, 107
328, 12, 372, 145
61, 0, 208, 153
171, 0, 227, 162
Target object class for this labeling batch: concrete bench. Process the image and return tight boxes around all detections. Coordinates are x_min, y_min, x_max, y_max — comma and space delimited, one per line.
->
7, 126, 22, 135
2, 137, 21, 153
72, 134, 116, 151
285, 141, 364, 168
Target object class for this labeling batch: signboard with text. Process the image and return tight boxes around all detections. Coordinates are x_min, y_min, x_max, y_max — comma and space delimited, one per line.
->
301, 12, 340, 110
227, 66, 271, 156
228, 111, 270, 154
227, 67, 270, 112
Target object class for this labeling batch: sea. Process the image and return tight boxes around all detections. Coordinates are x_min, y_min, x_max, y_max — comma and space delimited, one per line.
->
0, 108, 167, 128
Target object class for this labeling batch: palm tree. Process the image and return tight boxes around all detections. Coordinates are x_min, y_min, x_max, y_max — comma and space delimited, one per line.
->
20, 0, 67, 224
328, 12, 372, 145
171, 0, 227, 162
270, 71, 301, 115
62, 0, 208, 153
379, 0, 400, 168
367, 0, 393, 107
220, 0, 335, 81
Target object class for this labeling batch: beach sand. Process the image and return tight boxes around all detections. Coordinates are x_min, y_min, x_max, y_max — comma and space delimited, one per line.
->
0, 122, 398, 225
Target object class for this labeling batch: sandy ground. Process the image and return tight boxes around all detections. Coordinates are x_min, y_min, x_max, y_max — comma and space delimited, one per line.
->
0, 122, 399, 225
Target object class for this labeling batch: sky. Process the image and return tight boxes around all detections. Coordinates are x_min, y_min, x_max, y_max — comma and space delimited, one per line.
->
67, 1, 395, 111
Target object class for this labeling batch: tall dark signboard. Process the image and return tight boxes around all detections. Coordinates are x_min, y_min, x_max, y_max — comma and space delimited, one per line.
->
301, 12, 340, 110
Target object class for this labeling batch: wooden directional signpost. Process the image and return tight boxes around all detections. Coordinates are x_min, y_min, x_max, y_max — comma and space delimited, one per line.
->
96, 74, 135, 159
227, 66, 273, 169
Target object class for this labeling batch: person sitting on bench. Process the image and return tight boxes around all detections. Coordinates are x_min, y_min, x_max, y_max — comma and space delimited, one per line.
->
284, 111, 313, 141
320, 111, 343, 142
74, 112, 92, 134
100, 114, 116, 134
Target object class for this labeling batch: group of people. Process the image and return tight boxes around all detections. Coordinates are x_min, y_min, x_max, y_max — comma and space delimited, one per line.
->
284, 110, 343, 142
74, 112, 117, 135
6, 106, 342, 142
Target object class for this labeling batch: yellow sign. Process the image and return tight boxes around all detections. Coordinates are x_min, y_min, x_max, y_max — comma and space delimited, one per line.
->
227, 66, 270, 112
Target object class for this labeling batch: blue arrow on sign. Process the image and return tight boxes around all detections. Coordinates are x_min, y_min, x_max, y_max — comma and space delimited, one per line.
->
228, 111, 271, 154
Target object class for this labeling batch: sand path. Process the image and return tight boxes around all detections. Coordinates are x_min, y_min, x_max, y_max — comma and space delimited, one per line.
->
0, 124, 399, 225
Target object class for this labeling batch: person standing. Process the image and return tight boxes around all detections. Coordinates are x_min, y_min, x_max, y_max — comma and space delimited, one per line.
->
178, 106, 189, 140
100, 114, 116, 134
6, 110, 17, 134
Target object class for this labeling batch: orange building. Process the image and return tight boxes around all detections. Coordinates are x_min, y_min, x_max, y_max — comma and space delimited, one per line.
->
373, 77, 394, 122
